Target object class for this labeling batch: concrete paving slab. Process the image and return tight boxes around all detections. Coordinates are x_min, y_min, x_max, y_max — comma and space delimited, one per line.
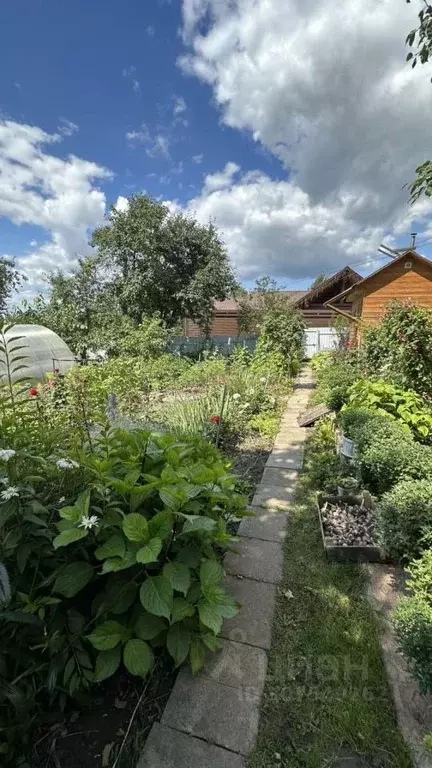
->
224, 537, 283, 583
266, 445, 304, 469
182, 638, 268, 696
161, 674, 260, 755
138, 723, 246, 768
238, 508, 287, 542
260, 467, 299, 487
251, 484, 295, 510
221, 575, 276, 649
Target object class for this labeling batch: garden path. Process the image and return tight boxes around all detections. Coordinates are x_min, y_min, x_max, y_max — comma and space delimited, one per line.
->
137, 366, 314, 768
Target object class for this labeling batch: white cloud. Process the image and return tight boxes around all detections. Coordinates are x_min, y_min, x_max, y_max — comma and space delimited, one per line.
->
126, 123, 171, 158
192, 153, 203, 164
173, 95, 187, 116
122, 65, 141, 95
0, 119, 111, 296
178, 0, 432, 277
146, 25, 155, 36
203, 161, 240, 192
58, 118, 79, 137
115, 196, 130, 212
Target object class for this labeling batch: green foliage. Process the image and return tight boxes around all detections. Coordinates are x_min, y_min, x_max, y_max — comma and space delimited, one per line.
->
0, 258, 23, 317
357, 423, 432, 496
345, 379, 432, 442
338, 407, 379, 441
312, 354, 361, 412
237, 276, 292, 334
254, 305, 305, 376
0, 425, 246, 763
393, 549, 432, 693
91, 193, 238, 332
305, 417, 341, 494
376, 480, 432, 561
362, 301, 432, 395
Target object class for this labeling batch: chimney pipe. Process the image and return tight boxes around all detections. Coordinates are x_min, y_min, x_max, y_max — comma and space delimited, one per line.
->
411, 232, 417, 249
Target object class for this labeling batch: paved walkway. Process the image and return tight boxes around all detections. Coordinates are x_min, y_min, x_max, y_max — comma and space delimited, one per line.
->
138, 368, 314, 768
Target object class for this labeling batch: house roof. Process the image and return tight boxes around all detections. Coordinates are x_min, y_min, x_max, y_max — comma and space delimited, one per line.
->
295, 266, 362, 309
214, 291, 307, 313
324, 250, 432, 308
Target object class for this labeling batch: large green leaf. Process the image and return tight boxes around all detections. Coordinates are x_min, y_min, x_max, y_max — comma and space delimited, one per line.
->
189, 637, 206, 674
175, 546, 201, 568
53, 562, 94, 598
182, 516, 216, 534
87, 620, 126, 650
140, 575, 173, 619
171, 597, 195, 623
53, 528, 88, 549
136, 537, 162, 564
123, 639, 153, 677
134, 611, 167, 640
123, 513, 149, 543
105, 581, 138, 615
163, 562, 190, 596
95, 534, 125, 561
200, 560, 224, 589
148, 510, 173, 540
198, 600, 223, 634
94, 646, 122, 682
167, 624, 191, 667
101, 551, 136, 573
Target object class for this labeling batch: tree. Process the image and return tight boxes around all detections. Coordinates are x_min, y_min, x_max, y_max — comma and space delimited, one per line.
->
405, 1, 432, 200
11, 257, 127, 358
90, 194, 238, 334
237, 276, 294, 334
309, 273, 327, 290
0, 257, 23, 316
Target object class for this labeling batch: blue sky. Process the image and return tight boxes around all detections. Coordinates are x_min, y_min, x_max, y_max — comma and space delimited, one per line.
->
1, 0, 432, 300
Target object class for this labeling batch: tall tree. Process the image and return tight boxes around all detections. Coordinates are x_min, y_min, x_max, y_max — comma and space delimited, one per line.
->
0, 257, 23, 315
237, 276, 295, 334
406, 1, 432, 200
90, 194, 238, 333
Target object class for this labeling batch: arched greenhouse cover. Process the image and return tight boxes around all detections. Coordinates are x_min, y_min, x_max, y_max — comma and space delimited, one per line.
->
0, 325, 76, 384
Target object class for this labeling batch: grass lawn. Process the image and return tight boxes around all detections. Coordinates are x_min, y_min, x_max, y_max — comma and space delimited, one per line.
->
248, 460, 412, 768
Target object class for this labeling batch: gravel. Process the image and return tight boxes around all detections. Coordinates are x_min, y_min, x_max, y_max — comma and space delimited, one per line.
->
320, 500, 375, 547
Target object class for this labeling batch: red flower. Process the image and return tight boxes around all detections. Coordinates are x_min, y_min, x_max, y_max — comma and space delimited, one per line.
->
210, 415, 221, 423
28, 387, 38, 397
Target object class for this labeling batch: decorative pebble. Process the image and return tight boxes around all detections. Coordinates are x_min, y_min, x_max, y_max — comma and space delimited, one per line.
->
320, 500, 375, 546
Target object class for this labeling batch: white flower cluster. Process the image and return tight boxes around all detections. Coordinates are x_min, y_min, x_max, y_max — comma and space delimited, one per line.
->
56, 459, 79, 470
78, 514, 99, 530
0, 449, 16, 462
1, 486, 19, 501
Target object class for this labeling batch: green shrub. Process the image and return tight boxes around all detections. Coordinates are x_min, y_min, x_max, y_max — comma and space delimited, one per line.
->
0, 426, 247, 763
376, 480, 432, 561
310, 350, 333, 376
338, 407, 378, 440
345, 379, 432, 442
393, 550, 432, 693
362, 301, 432, 395
358, 428, 432, 496
313, 358, 361, 411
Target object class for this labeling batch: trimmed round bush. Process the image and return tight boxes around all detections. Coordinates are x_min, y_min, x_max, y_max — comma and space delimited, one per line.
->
376, 479, 432, 561
393, 550, 432, 693
339, 407, 383, 440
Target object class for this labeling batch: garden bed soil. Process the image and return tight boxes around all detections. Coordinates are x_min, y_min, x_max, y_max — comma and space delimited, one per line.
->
31, 655, 175, 768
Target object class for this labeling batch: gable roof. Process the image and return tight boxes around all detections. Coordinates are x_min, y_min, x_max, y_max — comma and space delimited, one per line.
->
325, 250, 432, 307
214, 291, 307, 313
294, 266, 362, 308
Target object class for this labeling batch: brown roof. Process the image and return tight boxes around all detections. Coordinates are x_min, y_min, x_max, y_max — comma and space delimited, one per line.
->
295, 266, 362, 308
325, 250, 432, 307
214, 291, 307, 313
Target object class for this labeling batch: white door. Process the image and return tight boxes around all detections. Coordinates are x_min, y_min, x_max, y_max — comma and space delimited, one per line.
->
304, 327, 338, 358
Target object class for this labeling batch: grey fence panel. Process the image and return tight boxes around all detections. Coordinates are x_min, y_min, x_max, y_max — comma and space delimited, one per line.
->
167, 335, 258, 357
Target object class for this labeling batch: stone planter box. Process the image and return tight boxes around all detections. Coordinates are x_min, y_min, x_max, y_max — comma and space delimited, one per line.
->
317, 492, 384, 564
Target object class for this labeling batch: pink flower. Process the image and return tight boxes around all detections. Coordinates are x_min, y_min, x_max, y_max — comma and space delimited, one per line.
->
28, 387, 38, 398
